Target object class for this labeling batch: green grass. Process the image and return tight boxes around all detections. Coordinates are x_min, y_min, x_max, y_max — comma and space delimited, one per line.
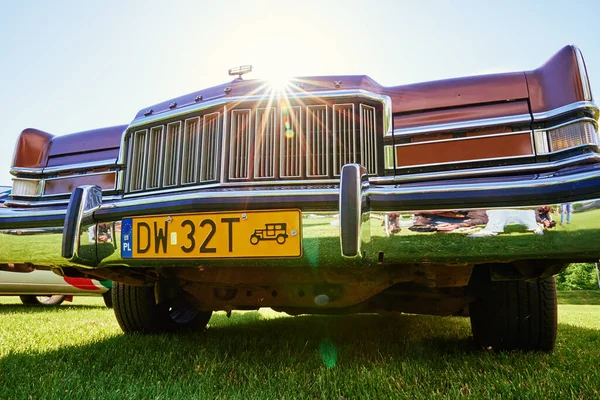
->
0, 293, 599, 399
557, 290, 600, 305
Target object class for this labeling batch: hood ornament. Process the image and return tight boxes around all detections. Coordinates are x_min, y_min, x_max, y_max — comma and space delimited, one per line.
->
228, 65, 252, 80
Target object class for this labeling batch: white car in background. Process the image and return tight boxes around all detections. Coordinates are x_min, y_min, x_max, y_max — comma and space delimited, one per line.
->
0, 186, 112, 307
0, 269, 112, 307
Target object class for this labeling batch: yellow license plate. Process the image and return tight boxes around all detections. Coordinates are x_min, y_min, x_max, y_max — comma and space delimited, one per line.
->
121, 210, 302, 259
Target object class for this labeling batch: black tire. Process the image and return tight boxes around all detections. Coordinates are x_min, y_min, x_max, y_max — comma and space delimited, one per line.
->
469, 269, 557, 351
112, 282, 212, 334
250, 235, 259, 245
19, 294, 66, 306
103, 289, 113, 308
276, 235, 286, 244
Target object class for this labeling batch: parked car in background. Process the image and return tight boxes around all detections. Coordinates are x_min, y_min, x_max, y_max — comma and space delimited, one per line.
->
0, 45, 598, 351
0, 269, 112, 306
0, 187, 112, 307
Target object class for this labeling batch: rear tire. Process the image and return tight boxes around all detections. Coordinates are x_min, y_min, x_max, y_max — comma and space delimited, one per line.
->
112, 282, 212, 334
19, 295, 66, 306
469, 268, 557, 351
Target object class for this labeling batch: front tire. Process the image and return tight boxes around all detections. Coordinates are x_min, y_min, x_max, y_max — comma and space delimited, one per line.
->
19, 295, 66, 306
112, 282, 212, 334
469, 269, 557, 351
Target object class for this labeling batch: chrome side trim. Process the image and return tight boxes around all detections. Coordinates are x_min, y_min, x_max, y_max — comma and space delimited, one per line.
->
392, 114, 531, 137
532, 101, 598, 121
43, 159, 118, 174
377, 152, 600, 184
369, 167, 600, 196
573, 45, 593, 101
9, 167, 44, 176
103, 187, 339, 210
11, 160, 119, 177
393, 130, 531, 148
4, 195, 122, 208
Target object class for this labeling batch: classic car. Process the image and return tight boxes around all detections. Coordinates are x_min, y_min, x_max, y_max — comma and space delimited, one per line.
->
0, 45, 597, 351
0, 269, 112, 307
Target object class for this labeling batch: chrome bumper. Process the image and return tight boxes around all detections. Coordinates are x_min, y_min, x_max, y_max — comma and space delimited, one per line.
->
2, 163, 600, 269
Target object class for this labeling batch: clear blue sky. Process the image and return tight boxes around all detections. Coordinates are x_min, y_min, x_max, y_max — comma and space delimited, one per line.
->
1, 0, 598, 185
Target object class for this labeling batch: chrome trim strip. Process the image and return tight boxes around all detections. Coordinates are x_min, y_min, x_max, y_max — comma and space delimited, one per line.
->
12, 159, 118, 177
9, 167, 44, 176
392, 154, 533, 170
380, 152, 600, 183
105, 187, 339, 210
129, 89, 393, 128
393, 130, 532, 147
532, 101, 598, 121
4, 195, 122, 208
541, 116, 598, 132
369, 167, 600, 196
392, 114, 531, 137
42, 159, 117, 174
573, 45, 593, 101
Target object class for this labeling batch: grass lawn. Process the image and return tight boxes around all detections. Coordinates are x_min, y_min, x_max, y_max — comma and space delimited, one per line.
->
0, 291, 598, 399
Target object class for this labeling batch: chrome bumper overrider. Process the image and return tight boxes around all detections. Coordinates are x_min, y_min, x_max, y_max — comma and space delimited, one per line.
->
2, 163, 600, 269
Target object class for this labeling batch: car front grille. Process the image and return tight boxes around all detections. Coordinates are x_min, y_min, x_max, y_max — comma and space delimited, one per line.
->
124, 98, 382, 193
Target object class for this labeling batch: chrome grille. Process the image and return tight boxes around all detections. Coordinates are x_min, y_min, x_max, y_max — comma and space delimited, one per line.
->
126, 115, 220, 192
146, 126, 163, 189
360, 104, 377, 173
229, 109, 252, 180
181, 118, 200, 185
128, 129, 148, 192
201, 112, 220, 181
280, 106, 302, 178
125, 99, 381, 193
306, 105, 328, 177
163, 122, 181, 187
255, 108, 277, 179
333, 104, 356, 176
